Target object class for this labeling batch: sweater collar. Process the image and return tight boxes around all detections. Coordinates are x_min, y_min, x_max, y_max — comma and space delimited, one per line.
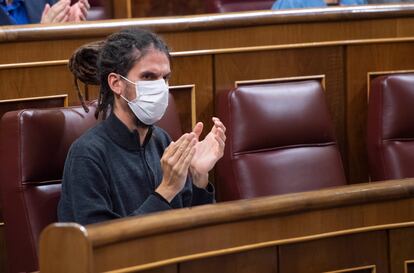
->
103, 113, 153, 151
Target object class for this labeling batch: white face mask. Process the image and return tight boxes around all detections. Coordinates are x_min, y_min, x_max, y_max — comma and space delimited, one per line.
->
119, 75, 169, 125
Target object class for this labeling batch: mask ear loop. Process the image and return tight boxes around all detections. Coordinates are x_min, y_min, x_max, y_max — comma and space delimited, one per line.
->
119, 74, 140, 101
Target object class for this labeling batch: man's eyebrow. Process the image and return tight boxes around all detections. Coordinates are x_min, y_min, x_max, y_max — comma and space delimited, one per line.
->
140, 71, 159, 78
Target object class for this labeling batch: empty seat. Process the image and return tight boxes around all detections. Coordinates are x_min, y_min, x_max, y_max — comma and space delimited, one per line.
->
215, 80, 346, 201
0, 102, 99, 273
367, 73, 414, 181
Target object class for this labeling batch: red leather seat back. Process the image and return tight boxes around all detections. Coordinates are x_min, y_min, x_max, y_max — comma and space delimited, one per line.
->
0, 103, 99, 273
367, 73, 414, 181
0, 94, 182, 273
216, 80, 346, 201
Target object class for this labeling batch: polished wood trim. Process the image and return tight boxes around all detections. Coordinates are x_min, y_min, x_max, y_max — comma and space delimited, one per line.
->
2, 36, 414, 69
0, 60, 68, 70
97, 222, 412, 273
0, 94, 68, 106
235, 74, 326, 90
367, 70, 414, 102
405, 260, 414, 273
169, 84, 196, 127
324, 265, 376, 273
1, 5, 414, 42
87, 178, 414, 247
172, 36, 414, 57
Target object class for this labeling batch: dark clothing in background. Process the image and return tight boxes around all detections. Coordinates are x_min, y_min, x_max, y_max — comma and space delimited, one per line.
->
0, 0, 58, 25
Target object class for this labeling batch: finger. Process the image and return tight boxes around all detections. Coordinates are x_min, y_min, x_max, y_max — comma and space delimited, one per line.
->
42, 4, 50, 17
177, 140, 196, 173
49, 1, 70, 22
166, 133, 189, 158
53, 6, 70, 22
171, 134, 195, 163
82, 0, 91, 10
212, 117, 226, 133
216, 127, 226, 143
192, 122, 203, 140
215, 134, 225, 152
80, 3, 88, 19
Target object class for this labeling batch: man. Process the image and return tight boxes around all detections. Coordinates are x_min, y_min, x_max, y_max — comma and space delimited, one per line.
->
58, 29, 226, 225
0, 0, 89, 25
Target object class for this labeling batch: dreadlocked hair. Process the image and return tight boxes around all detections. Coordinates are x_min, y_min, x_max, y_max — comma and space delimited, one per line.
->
68, 40, 105, 113
96, 28, 171, 119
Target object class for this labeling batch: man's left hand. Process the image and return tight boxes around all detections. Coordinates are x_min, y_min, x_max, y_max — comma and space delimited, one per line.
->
190, 117, 226, 189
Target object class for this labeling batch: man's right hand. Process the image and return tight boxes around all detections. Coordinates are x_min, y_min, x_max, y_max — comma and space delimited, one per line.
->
156, 133, 197, 203
41, 0, 71, 24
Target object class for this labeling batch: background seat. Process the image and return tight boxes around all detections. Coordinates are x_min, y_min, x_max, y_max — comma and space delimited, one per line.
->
215, 80, 347, 201
0, 102, 99, 273
367, 73, 414, 181
0, 93, 182, 273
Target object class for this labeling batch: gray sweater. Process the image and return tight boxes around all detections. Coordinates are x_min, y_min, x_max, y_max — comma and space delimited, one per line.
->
58, 113, 214, 225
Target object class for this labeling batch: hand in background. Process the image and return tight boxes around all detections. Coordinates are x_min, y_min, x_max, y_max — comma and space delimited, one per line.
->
190, 117, 226, 189
41, 0, 70, 23
68, 0, 90, 22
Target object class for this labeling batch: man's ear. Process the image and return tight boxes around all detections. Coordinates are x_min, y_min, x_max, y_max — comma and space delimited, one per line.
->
108, 73, 123, 96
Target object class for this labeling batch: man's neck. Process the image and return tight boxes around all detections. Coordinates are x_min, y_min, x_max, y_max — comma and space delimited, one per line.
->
113, 107, 149, 145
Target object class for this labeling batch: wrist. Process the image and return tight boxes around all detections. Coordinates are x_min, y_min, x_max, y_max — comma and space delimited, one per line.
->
155, 183, 179, 203
192, 171, 209, 189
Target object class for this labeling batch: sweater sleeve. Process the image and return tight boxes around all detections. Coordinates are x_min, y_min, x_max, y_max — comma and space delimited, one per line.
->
58, 155, 171, 226
180, 176, 215, 207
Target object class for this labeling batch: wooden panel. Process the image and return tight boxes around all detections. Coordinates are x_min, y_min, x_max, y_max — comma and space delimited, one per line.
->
214, 46, 347, 175
180, 247, 278, 273
0, 63, 76, 105
141, 265, 177, 273
279, 231, 388, 273
170, 55, 213, 137
131, 0, 208, 17
40, 179, 414, 273
0, 39, 97, 64
325, 265, 375, 273
389, 227, 414, 273
407, 262, 414, 273
0, 95, 67, 119
346, 42, 414, 183
169, 85, 195, 134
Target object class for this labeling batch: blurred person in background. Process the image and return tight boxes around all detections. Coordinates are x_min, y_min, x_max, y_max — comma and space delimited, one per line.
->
0, 0, 89, 25
272, 0, 413, 9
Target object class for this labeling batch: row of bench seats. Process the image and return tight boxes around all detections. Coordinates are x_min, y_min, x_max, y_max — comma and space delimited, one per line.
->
0, 73, 413, 273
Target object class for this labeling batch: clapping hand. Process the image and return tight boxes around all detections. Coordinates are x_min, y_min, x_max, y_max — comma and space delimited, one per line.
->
41, 0, 90, 24
190, 117, 226, 189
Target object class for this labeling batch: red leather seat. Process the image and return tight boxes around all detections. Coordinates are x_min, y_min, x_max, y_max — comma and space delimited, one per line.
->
0, 102, 99, 273
367, 73, 414, 181
216, 80, 347, 201
0, 94, 182, 273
